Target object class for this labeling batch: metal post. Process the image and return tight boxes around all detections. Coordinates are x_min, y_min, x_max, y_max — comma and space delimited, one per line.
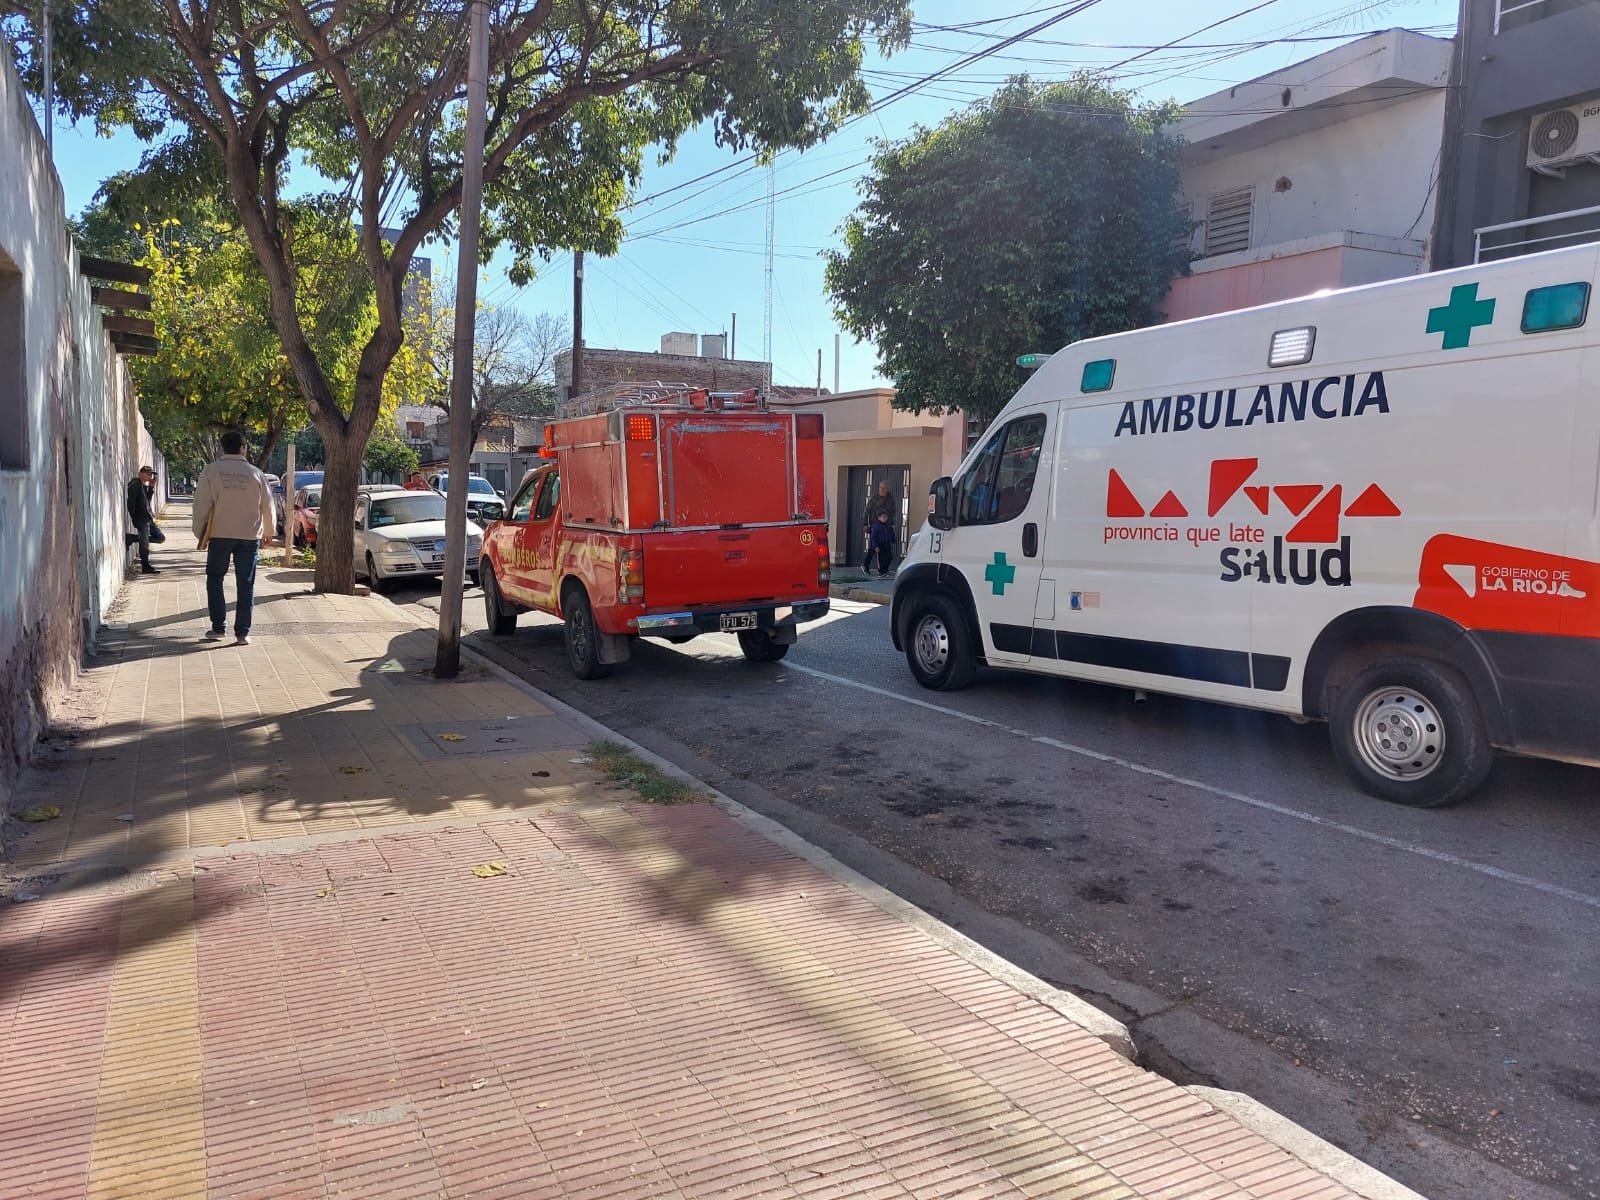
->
834, 333, 840, 394
434, 0, 488, 678
570, 250, 584, 411
283, 440, 296, 567
40, 0, 52, 151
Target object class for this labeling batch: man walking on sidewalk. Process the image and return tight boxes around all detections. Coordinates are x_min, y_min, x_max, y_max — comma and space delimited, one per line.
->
192, 431, 276, 646
125, 465, 165, 574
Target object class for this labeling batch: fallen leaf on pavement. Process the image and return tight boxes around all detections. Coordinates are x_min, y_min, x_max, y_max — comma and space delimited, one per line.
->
339, 766, 368, 775
316, 886, 336, 898
15, 806, 61, 823
438, 733, 467, 743
471, 861, 510, 878
530, 770, 550, 778
470, 1078, 486, 1091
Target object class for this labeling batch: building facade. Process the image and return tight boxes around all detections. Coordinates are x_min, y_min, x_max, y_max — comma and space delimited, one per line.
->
1168, 29, 1452, 321
1, 52, 158, 819
1433, 0, 1600, 266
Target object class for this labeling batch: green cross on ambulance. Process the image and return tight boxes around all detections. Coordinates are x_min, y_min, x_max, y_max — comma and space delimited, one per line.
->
891, 243, 1600, 808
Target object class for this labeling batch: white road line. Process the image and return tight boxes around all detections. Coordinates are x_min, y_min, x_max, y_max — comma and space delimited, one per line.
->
783, 661, 1600, 911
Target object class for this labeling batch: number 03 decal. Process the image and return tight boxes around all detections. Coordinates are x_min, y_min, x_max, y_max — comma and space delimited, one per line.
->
930, 530, 943, 554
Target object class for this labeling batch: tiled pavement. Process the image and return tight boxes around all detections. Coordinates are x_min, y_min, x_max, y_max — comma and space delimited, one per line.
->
1, 524, 1411, 1199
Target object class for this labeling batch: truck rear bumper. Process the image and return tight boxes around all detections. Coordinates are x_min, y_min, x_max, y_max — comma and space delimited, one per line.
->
629, 599, 830, 637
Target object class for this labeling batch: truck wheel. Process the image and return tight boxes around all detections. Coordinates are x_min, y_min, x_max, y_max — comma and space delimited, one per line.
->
737, 630, 790, 663
481, 567, 517, 636
1330, 657, 1492, 807
905, 594, 976, 691
563, 585, 612, 680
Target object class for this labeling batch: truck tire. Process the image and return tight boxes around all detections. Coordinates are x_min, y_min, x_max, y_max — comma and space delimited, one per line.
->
563, 585, 612, 680
481, 567, 517, 636
904, 593, 977, 691
1330, 656, 1492, 807
737, 629, 790, 663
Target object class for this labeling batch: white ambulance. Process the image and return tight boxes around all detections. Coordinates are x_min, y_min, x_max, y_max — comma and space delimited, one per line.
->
892, 242, 1600, 807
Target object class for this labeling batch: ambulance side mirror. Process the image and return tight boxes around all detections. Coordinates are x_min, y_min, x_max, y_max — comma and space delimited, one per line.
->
928, 477, 955, 531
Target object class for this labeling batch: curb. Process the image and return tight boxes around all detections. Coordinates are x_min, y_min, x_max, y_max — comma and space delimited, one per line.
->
454, 636, 1138, 1061
1188, 1087, 1430, 1200
829, 583, 891, 605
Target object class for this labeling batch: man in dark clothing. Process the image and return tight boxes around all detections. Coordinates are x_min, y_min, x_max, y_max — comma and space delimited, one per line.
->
126, 466, 165, 574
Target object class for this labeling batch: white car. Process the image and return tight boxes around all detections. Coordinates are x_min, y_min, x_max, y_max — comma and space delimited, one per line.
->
353, 488, 483, 592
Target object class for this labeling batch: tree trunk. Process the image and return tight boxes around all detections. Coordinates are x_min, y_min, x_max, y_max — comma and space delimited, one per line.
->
311, 429, 366, 594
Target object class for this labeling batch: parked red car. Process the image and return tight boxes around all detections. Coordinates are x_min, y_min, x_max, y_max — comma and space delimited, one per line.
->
291, 485, 322, 548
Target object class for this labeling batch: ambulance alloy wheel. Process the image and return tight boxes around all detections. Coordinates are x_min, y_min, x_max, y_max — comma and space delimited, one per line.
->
481, 567, 517, 636
1330, 657, 1492, 807
737, 629, 789, 662
905, 593, 976, 691
563, 585, 612, 680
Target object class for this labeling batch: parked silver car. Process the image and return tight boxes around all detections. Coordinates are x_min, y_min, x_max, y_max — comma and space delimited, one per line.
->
353, 488, 482, 592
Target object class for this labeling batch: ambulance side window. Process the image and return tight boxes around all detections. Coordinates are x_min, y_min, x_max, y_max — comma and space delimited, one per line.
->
958, 415, 1045, 526
534, 472, 561, 521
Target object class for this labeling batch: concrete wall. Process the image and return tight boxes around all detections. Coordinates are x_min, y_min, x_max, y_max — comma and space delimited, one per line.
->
1435, 0, 1600, 267
0, 52, 146, 815
824, 430, 947, 562
1182, 89, 1448, 257
1161, 232, 1427, 322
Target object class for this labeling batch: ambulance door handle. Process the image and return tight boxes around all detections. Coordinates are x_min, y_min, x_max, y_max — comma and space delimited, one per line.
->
1022, 523, 1038, 558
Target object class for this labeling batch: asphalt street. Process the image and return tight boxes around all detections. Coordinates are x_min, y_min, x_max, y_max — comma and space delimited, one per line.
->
394, 578, 1599, 1200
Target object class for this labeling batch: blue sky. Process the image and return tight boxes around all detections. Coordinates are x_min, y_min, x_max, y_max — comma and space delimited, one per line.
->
44, 0, 1459, 395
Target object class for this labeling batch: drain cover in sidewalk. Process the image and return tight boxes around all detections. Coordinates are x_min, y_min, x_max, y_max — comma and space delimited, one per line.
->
398, 717, 584, 760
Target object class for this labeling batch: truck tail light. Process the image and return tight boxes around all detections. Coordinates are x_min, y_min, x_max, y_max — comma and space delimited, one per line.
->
816, 529, 831, 587
626, 414, 657, 442
795, 413, 823, 440
619, 548, 645, 604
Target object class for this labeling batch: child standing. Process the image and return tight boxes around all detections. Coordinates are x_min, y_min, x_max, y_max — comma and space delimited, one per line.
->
863, 510, 897, 577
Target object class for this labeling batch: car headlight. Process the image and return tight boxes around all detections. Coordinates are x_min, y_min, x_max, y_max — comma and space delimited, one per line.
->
379, 540, 413, 556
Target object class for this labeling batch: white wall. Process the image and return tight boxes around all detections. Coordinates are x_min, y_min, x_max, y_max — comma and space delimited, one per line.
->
0, 49, 147, 808
1183, 91, 1448, 259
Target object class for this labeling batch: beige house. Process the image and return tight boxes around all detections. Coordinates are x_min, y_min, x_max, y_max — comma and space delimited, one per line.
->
769, 388, 969, 568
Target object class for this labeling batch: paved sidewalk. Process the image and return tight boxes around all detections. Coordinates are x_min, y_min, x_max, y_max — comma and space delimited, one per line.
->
1, 530, 1414, 1199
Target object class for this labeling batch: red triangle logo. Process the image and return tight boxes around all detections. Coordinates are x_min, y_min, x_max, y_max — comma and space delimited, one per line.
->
1244, 486, 1270, 515
1273, 484, 1323, 516
1207, 458, 1258, 517
1106, 469, 1145, 518
1286, 485, 1343, 544
1344, 483, 1402, 518
1150, 490, 1188, 518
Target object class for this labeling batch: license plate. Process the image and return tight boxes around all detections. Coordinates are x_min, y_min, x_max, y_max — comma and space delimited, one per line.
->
720, 612, 758, 632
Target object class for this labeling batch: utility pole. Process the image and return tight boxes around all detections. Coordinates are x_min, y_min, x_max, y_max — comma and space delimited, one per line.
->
569, 251, 584, 414
834, 333, 840, 394
434, 0, 487, 678
763, 166, 775, 369
39, 0, 52, 151
816, 348, 822, 391
730, 313, 736, 359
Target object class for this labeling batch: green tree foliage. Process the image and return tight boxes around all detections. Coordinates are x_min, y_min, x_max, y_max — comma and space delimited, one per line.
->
363, 422, 420, 482
7, 0, 911, 592
825, 76, 1193, 427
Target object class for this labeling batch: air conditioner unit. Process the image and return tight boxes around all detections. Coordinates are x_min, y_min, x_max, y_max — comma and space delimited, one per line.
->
1526, 100, 1600, 176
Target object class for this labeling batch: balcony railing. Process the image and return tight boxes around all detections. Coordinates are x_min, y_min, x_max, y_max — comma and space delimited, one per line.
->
1475, 203, 1600, 262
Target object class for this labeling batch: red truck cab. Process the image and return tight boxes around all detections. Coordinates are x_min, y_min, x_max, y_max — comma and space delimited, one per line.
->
478, 390, 831, 678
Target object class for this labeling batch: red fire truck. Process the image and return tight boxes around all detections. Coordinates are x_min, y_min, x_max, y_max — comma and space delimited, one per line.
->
477, 389, 832, 678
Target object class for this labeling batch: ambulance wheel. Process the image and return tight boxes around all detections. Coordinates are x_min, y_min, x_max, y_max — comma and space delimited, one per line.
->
563, 585, 612, 680
905, 594, 976, 691
737, 630, 789, 662
481, 567, 517, 636
1330, 657, 1491, 807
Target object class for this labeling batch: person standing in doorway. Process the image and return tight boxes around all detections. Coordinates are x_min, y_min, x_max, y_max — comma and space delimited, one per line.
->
863, 480, 897, 569
125, 465, 165, 574
192, 431, 275, 646
863, 510, 898, 577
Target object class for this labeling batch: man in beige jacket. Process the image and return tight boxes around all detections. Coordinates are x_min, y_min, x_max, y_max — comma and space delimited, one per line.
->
192, 431, 276, 645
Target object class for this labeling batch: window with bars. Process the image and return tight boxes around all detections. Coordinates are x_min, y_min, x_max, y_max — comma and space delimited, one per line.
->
1204, 187, 1254, 257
